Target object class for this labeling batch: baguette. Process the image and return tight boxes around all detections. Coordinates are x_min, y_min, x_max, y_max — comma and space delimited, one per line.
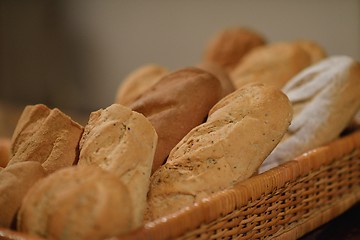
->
78, 104, 158, 228
130, 67, 222, 173
146, 83, 292, 220
260, 56, 360, 173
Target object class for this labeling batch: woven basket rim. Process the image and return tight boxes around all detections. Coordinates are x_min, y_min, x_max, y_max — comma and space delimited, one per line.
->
122, 130, 360, 240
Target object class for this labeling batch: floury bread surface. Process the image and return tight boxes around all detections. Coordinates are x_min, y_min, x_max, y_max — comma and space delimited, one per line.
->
146, 83, 293, 220
130, 67, 222, 173
7, 104, 83, 174
17, 165, 133, 240
78, 104, 158, 228
115, 64, 169, 106
0, 161, 45, 228
260, 56, 360, 173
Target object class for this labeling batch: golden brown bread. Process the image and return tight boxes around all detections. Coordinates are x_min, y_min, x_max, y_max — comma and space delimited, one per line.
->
115, 64, 169, 106
130, 67, 222, 174
146, 83, 293, 220
293, 40, 327, 64
230, 42, 312, 89
17, 165, 134, 240
78, 104, 158, 228
0, 161, 46, 228
203, 27, 266, 72
7, 104, 84, 174
0, 138, 11, 168
260, 56, 360, 173
197, 62, 236, 97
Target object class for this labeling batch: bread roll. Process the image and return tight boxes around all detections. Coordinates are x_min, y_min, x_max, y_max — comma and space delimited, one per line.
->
115, 64, 169, 106
293, 40, 327, 64
0, 161, 46, 228
230, 42, 312, 89
197, 62, 236, 97
78, 104, 157, 228
130, 67, 222, 173
260, 56, 360, 173
17, 165, 133, 240
203, 27, 266, 72
146, 83, 292, 220
8, 104, 83, 174
0, 138, 11, 168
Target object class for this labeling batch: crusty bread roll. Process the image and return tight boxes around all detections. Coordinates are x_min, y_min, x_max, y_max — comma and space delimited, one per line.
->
7, 104, 83, 174
197, 62, 236, 97
78, 104, 157, 228
130, 67, 222, 174
230, 42, 312, 89
203, 27, 266, 72
0, 138, 11, 168
293, 40, 327, 64
260, 56, 360, 173
115, 64, 169, 106
0, 161, 46, 228
146, 83, 292, 220
17, 165, 133, 240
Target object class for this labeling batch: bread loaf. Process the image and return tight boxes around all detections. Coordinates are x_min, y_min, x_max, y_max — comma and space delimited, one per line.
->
294, 40, 327, 64
203, 27, 266, 72
17, 165, 133, 240
146, 83, 292, 220
78, 104, 157, 228
230, 42, 312, 89
0, 138, 11, 168
7, 104, 83, 174
115, 64, 169, 106
0, 161, 46, 228
197, 62, 236, 97
130, 67, 222, 173
260, 56, 360, 173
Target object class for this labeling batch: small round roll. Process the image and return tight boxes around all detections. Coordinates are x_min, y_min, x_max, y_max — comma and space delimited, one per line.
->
17, 165, 134, 240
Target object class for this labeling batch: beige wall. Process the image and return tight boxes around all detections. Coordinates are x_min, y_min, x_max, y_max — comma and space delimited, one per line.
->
1, 0, 359, 112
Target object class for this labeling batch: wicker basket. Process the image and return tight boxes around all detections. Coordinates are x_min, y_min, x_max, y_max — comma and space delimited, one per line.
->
1, 130, 359, 240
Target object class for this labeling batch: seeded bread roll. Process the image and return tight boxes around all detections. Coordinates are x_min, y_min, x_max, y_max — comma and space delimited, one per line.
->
0, 138, 11, 168
130, 67, 222, 174
260, 56, 360, 173
7, 104, 83, 174
78, 104, 158, 228
115, 64, 169, 106
230, 42, 312, 89
17, 165, 133, 240
203, 27, 266, 72
146, 83, 292, 220
0, 161, 46, 228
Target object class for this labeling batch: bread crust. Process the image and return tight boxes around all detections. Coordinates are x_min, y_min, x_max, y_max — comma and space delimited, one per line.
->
130, 67, 222, 173
115, 64, 169, 106
78, 104, 158, 228
146, 83, 292, 220
0, 138, 11, 168
260, 56, 360, 172
7, 104, 84, 174
231, 42, 312, 89
17, 165, 133, 240
203, 27, 266, 72
0, 161, 46, 228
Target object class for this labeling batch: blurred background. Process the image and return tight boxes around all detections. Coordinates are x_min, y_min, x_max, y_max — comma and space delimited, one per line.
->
0, 0, 360, 136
